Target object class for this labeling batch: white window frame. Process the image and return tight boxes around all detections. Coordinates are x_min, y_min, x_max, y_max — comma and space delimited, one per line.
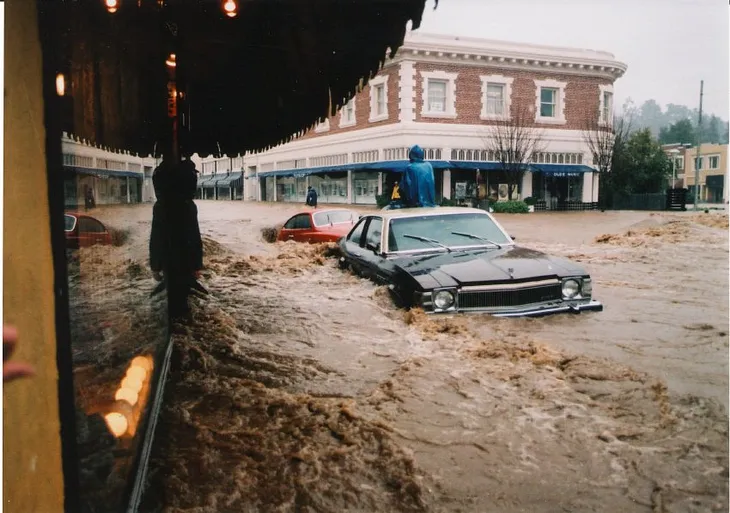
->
480, 74, 513, 121
369, 75, 389, 123
694, 156, 704, 170
420, 70, 458, 119
314, 118, 330, 133
339, 99, 356, 128
708, 154, 720, 169
599, 84, 614, 126
534, 79, 567, 125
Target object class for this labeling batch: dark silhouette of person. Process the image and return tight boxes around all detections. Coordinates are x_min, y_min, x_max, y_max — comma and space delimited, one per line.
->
306, 185, 318, 208
149, 159, 204, 317
401, 145, 436, 208
84, 187, 95, 211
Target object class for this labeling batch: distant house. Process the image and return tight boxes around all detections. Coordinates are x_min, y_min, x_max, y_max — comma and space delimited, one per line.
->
665, 143, 729, 203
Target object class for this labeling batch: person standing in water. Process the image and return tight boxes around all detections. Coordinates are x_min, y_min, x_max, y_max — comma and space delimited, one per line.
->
306, 185, 318, 208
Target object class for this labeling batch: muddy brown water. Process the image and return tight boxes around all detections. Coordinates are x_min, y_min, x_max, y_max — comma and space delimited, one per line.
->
83, 202, 728, 512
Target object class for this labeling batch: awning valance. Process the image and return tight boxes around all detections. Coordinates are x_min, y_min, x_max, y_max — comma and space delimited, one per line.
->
259, 161, 596, 178
213, 172, 243, 186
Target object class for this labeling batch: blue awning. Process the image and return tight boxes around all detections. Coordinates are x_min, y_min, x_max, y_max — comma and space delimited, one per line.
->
64, 166, 142, 179
214, 172, 243, 186
259, 160, 453, 178
198, 175, 221, 188
448, 161, 505, 171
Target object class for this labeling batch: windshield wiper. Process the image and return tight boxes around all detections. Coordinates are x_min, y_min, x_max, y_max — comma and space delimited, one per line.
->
450, 231, 503, 249
402, 234, 453, 253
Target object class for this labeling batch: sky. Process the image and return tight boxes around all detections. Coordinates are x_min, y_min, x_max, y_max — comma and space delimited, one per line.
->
418, 0, 729, 119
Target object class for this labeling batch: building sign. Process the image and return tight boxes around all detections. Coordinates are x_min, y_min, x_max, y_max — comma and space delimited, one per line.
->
455, 182, 467, 200
548, 172, 582, 178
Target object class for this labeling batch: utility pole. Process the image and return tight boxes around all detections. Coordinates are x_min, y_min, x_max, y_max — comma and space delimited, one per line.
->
694, 80, 704, 210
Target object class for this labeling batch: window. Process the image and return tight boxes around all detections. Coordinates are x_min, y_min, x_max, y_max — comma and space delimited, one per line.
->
540, 88, 557, 117
340, 99, 356, 127
348, 217, 368, 245
427, 80, 447, 112
480, 75, 514, 120
64, 214, 77, 232
694, 157, 704, 170
78, 217, 107, 233
534, 79, 567, 124
364, 217, 383, 250
314, 118, 330, 133
602, 92, 613, 124
285, 214, 312, 230
420, 70, 458, 118
675, 157, 684, 170
709, 156, 720, 169
368, 75, 389, 122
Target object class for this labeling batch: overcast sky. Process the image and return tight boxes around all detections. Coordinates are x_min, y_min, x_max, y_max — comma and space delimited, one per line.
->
418, 0, 729, 119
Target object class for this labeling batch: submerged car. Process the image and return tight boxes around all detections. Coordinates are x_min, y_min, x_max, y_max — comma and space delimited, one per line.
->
278, 208, 359, 243
338, 207, 603, 317
64, 212, 113, 249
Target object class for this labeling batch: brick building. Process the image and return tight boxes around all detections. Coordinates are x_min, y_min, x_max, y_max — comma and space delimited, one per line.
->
199, 32, 628, 210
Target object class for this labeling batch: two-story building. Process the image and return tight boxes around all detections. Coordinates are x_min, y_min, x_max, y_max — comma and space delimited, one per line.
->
673, 143, 729, 203
196, 32, 628, 210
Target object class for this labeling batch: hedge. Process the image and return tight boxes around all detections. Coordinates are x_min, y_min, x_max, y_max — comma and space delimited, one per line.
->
490, 200, 529, 214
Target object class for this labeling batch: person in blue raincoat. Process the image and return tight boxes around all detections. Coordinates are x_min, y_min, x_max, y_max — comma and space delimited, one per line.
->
400, 145, 436, 208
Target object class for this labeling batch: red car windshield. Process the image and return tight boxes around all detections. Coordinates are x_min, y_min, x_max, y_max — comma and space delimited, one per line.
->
313, 210, 356, 227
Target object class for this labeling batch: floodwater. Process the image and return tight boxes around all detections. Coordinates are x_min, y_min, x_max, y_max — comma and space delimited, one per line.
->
84, 201, 728, 513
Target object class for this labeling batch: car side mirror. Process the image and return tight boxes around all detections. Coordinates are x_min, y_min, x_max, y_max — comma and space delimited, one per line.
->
366, 242, 381, 254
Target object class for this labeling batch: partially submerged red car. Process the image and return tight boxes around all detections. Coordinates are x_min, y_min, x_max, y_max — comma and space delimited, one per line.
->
277, 209, 359, 243
65, 212, 113, 248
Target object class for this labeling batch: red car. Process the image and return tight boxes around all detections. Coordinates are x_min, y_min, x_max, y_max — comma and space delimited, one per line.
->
277, 209, 359, 243
65, 212, 113, 248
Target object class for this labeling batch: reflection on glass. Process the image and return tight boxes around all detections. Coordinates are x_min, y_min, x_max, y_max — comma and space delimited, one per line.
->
63, 133, 167, 512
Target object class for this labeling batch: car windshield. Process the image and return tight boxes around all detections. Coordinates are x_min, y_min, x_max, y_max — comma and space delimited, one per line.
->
64, 214, 77, 232
313, 210, 356, 226
387, 213, 512, 252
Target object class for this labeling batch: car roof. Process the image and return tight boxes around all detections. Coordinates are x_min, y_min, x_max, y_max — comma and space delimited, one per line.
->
364, 207, 490, 220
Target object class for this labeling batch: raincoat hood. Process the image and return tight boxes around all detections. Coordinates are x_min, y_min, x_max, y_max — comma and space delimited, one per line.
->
409, 145, 424, 162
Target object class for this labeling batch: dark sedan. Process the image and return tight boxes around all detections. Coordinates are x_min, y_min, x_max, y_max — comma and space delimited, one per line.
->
337, 207, 603, 317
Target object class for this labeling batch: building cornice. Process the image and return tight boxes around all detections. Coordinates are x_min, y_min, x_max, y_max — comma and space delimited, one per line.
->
384, 32, 627, 81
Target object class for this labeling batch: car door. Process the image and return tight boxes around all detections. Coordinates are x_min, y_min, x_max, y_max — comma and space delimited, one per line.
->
77, 216, 109, 247
341, 216, 369, 274
280, 214, 314, 242
358, 217, 390, 282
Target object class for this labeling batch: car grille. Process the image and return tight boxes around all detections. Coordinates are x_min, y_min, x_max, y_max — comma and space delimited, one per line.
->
458, 284, 562, 309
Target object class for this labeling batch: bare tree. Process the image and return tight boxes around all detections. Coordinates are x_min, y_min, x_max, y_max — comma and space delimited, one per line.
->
483, 105, 546, 201
582, 111, 632, 209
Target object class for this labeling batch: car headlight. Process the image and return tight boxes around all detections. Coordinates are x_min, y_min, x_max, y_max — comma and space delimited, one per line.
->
561, 279, 581, 299
433, 289, 456, 310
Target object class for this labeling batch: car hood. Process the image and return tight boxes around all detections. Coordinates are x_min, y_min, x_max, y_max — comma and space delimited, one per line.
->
391, 245, 587, 288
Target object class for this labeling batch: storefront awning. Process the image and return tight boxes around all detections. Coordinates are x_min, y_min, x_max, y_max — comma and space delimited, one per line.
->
448, 161, 504, 171
64, 166, 143, 179
198, 175, 220, 188
213, 172, 243, 187
259, 160, 453, 178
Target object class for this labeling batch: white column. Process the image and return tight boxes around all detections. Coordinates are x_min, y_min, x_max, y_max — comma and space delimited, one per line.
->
521, 171, 532, 200
592, 172, 600, 203
347, 170, 353, 204
442, 169, 452, 199
272, 177, 277, 202
581, 172, 594, 203
377, 172, 383, 195
126, 177, 131, 203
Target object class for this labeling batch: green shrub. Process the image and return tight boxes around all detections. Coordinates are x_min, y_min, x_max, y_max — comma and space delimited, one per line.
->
491, 200, 529, 214
522, 196, 536, 206
440, 197, 458, 207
